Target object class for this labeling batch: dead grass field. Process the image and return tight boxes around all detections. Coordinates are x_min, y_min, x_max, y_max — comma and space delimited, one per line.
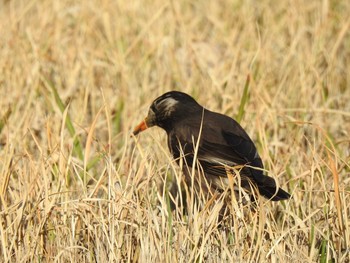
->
0, 0, 349, 262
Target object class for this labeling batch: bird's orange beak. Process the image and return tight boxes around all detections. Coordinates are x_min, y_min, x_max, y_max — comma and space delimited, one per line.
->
133, 118, 149, 136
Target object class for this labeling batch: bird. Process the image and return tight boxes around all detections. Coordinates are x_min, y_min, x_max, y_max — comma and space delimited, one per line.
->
133, 91, 290, 204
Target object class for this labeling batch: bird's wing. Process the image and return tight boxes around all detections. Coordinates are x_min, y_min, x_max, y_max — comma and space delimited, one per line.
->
171, 112, 264, 181
197, 134, 261, 178
172, 133, 258, 179
220, 130, 259, 162
200, 110, 261, 164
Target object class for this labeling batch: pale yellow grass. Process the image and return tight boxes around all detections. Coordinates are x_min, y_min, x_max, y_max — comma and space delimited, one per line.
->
0, 0, 349, 262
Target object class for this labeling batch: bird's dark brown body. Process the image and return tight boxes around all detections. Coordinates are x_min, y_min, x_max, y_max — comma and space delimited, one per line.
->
133, 91, 290, 201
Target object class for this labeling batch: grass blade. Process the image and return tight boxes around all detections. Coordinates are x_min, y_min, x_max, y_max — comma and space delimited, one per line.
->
236, 74, 250, 123
41, 75, 84, 160
0, 107, 11, 134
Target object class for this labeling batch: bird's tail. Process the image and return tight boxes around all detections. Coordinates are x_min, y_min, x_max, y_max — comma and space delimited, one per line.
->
259, 186, 290, 201
257, 175, 291, 201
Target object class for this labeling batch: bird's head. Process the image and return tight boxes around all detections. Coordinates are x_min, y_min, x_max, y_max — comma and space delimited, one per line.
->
133, 91, 201, 135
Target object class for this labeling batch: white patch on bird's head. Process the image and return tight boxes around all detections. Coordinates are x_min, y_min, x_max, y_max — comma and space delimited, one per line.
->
155, 97, 179, 117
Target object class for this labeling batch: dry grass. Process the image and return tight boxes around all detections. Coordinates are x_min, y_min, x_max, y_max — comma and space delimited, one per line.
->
0, 0, 349, 262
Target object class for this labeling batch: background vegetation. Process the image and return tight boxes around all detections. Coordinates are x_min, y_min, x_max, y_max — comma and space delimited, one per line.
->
0, 0, 349, 262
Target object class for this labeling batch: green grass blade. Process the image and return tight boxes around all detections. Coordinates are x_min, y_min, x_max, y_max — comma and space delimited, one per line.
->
86, 153, 104, 171
41, 75, 84, 160
319, 239, 327, 263
0, 108, 11, 133
236, 74, 250, 123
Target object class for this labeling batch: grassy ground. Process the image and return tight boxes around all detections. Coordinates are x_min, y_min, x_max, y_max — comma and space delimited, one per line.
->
0, 0, 349, 262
